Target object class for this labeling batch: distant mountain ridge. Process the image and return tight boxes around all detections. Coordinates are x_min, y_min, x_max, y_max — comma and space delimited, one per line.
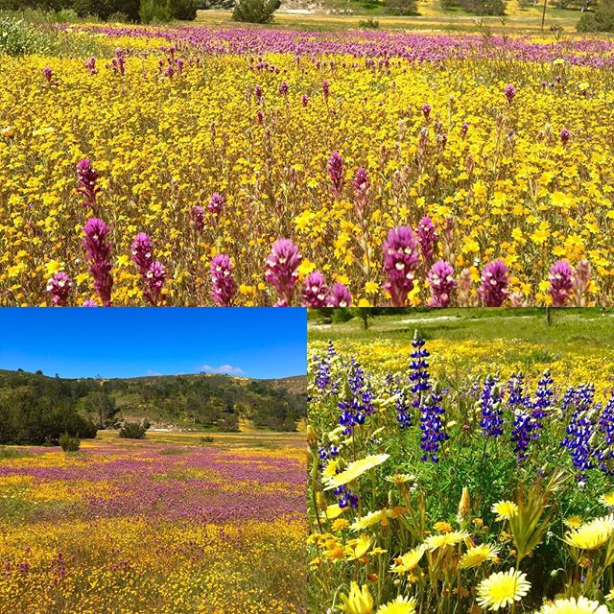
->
0, 369, 307, 434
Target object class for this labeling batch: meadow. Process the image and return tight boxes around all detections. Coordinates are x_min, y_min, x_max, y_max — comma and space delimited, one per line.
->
0, 430, 306, 614
1, 21, 614, 306
307, 309, 614, 613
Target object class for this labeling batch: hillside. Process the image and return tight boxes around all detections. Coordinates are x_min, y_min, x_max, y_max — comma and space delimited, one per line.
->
0, 369, 306, 435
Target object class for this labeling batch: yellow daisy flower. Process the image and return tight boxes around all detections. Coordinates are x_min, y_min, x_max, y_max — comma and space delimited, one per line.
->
564, 515, 614, 551
477, 569, 531, 611
376, 595, 417, 614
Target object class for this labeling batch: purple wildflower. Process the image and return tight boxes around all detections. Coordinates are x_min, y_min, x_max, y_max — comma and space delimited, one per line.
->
560, 128, 570, 144
573, 260, 592, 307
422, 103, 431, 120
301, 94, 308, 107
504, 83, 517, 103
382, 226, 421, 307
265, 238, 302, 306
549, 260, 573, 307
46, 272, 72, 306
43, 67, 53, 84
130, 232, 154, 276
352, 167, 370, 198
478, 260, 509, 307
479, 375, 505, 438
302, 271, 329, 307
278, 80, 289, 97
76, 158, 99, 209
82, 217, 113, 306
328, 152, 344, 196
322, 80, 330, 100
84, 57, 97, 75
144, 261, 166, 306
427, 260, 456, 308
328, 283, 352, 308
210, 254, 237, 307
417, 216, 437, 268
190, 205, 205, 232
208, 193, 225, 216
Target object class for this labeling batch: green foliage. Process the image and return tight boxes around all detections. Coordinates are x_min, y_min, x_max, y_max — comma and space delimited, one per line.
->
59, 432, 81, 452
578, 0, 614, 31
119, 421, 148, 439
385, 0, 418, 15
0, 388, 97, 446
232, 0, 280, 24
200, 435, 215, 443
140, 0, 172, 23
171, 0, 197, 20
358, 17, 380, 27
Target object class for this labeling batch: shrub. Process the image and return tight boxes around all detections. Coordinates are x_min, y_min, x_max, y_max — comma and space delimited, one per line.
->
232, 0, 280, 24
200, 435, 215, 443
577, 0, 614, 31
119, 421, 147, 439
172, 0, 198, 19
358, 17, 379, 28
0, 18, 41, 55
140, 0, 172, 22
59, 432, 81, 452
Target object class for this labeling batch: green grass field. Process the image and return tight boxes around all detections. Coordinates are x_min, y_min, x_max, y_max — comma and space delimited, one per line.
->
308, 308, 614, 364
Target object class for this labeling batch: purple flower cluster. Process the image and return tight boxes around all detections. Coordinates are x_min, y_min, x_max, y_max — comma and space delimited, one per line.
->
417, 216, 437, 268
327, 151, 344, 196
130, 232, 166, 306
210, 254, 237, 307
265, 238, 302, 306
76, 158, 100, 210
479, 375, 505, 438
427, 260, 456, 308
83, 217, 113, 306
549, 260, 573, 307
383, 226, 421, 307
46, 272, 73, 306
338, 359, 374, 435
478, 260, 509, 307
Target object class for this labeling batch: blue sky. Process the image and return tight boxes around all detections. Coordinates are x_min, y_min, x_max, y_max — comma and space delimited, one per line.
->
0, 309, 306, 379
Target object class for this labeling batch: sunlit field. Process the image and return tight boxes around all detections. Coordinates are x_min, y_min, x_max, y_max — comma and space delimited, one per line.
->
2, 23, 614, 306
308, 310, 614, 613
0, 431, 306, 614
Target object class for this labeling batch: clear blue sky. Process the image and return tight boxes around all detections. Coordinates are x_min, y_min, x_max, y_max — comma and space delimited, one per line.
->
0, 309, 306, 379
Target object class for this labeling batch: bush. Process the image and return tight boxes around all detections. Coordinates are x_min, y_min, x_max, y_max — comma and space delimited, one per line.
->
578, 0, 614, 31
232, 0, 279, 23
172, 0, 198, 19
358, 17, 379, 27
0, 18, 42, 55
119, 421, 147, 439
59, 432, 81, 452
200, 435, 215, 443
140, 0, 172, 22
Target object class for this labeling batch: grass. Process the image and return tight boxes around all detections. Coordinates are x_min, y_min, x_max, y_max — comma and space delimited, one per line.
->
308, 308, 614, 360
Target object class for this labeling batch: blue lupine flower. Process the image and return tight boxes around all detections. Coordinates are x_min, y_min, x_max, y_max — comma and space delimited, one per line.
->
338, 358, 374, 435
395, 387, 411, 430
479, 375, 505, 438
531, 370, 554, 427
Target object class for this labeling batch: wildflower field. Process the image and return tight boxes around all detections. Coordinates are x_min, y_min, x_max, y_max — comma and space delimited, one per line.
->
0, 431, 306, 614
4, 23, 614, 307
308, 309, 614, 613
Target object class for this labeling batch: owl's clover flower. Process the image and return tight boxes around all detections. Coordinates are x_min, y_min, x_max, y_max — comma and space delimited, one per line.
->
46, 272, 72, 306
383, 226, 421, 307
479, 260, 509, 307
210, 254, 237, 307
265, 238, 302, 306
82, 217, 113, 306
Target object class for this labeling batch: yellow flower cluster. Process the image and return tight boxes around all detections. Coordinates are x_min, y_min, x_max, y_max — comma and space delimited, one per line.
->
1, 26, 614, 305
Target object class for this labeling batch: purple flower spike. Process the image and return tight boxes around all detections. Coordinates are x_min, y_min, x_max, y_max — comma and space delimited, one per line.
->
504, 83, 517, 103
82, 217, 113, 307
144, 261, 166, 306
208, 193, 225, 216
131, 232, 154, 276
322, 80, 330, 100
43, 67, 53, 84
301, 94, 309, 107
549, 260, 573, 307
328, 283, 352, 308
461, 122, 469, 137
82, 299, 97, 307
328, 152, 344, 196
382, 226, 421, 307
478, 259, 509, 307
210, 254, 237, 307
76, 158, 99, 209
560, 128, 570, 144
265, 238, 302, 306
190, 205, 205, 232
573, 260, 592, 307
278, 80, 289, 97
417, 216, 437, 268
427, 260, 456, 308
46, 271, 72, 306
422, 103, 431, 120
352, 167, 370, 197
302, 271, 329, 307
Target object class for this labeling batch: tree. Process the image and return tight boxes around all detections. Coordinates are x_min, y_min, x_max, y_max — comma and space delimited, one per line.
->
232, 0, 280, 23
84, 391, 118, 428
578, 0, 614, 30
385, 0, 418, 15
